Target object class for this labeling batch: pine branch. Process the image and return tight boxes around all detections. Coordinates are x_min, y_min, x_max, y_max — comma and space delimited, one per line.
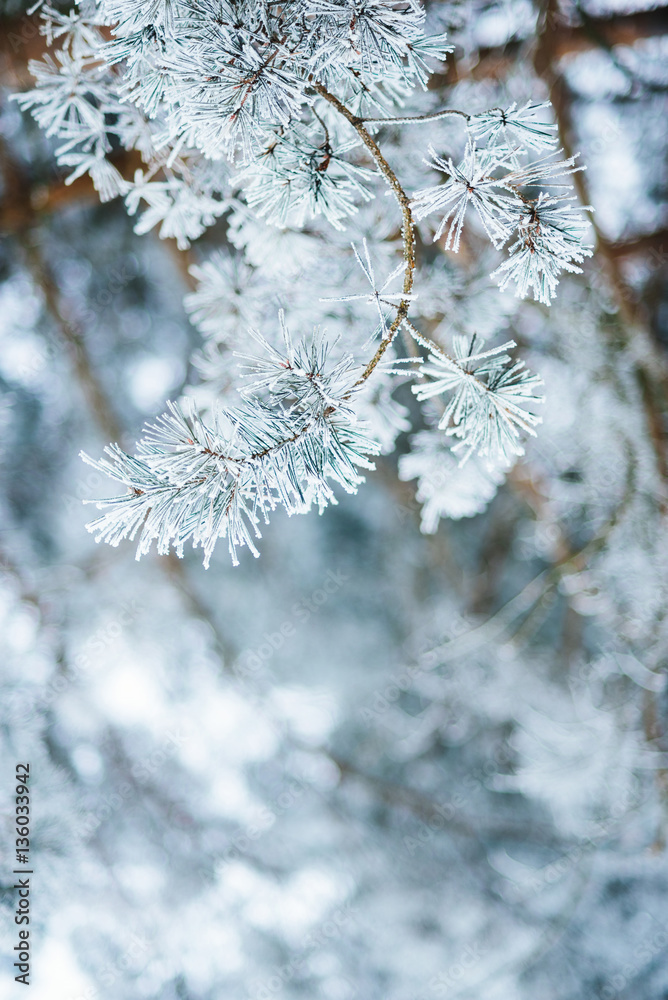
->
9, 1, 597, 561
312, 82, 417, 385
82, 334, 381, 566
405, 320, 544, 465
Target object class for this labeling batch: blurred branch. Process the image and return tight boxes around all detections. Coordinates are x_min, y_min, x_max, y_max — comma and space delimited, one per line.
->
22, 234, 126, 442
0, 150, 143, 235
0, 141, 231, 676
606, 229, 668, 260
0, 13, 51, 87
534, 0, 668, 490
0, 548, 70, 687
429, 6, 668, 86
551, 7, 668, 58
643, 686, 668, 850
0, 21, 196, 288
0, 149, 198, 289
570, 1, 668, 96
329, 750, 563, 846
430, 450, 637, 662
0, 144, 198, 288
0, 141, 122, 442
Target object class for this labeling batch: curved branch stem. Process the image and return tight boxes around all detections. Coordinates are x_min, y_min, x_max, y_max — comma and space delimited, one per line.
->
358, 107, 470, 126
312, 82, 416, 385
201, 417, 316, 465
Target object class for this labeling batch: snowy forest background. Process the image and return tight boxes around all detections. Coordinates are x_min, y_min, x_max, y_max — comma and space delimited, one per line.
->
1, 0, 668, 997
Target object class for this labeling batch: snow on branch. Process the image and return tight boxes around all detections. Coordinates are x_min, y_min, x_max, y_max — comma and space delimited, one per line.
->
14, 0, 595, 562
407, 325, 544, 465
412, 142, 592, 300
82, 320, 380, 566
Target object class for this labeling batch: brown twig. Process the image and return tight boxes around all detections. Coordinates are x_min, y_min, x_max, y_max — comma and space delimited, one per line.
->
312, 81, 417, 384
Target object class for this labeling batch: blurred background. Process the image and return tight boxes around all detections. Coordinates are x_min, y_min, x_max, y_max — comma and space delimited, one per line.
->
1, 1, 668, 998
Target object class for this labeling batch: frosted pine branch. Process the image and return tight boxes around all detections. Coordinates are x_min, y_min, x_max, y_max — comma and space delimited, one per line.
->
399, 432, 509, 531
411, 141, 518, 251
467, 101, 559, 151
492, 193, 594, 304
14, 0, 595, 562
82, 327, 380, 566
408, 326, 544, 465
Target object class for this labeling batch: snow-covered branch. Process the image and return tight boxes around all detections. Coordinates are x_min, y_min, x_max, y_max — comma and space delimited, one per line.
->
15, 0, 594, 564
83, 321, 379, 565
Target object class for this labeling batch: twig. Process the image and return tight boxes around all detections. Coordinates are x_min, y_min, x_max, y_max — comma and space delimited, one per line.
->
357, 107, 470, 126
312, 82, 417, 384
